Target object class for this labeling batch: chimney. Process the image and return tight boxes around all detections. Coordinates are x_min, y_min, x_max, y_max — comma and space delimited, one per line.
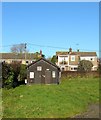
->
40, 50, 42, 57
69, 48, 72, 53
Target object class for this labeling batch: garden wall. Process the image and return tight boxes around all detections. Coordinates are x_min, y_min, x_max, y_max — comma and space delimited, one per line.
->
61, 71, 100, 78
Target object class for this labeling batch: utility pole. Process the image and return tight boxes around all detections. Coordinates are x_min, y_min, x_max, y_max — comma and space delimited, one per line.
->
25, 43, 27, 65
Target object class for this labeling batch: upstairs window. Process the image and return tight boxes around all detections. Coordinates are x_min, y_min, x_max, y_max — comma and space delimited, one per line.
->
90, 58, 94, 61
37, 66, 42, 71
71, 56, 75, 61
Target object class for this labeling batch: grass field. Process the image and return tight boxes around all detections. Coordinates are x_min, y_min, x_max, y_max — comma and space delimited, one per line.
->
2, 77, 99, 118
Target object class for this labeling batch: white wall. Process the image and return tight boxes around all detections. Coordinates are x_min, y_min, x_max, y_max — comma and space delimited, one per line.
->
58, 55, 68, 65
80, 56, 96, 61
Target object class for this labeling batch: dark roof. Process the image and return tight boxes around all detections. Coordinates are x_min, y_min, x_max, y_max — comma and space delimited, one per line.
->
27, 57, 60, 70
0, 53, 36, 59
56, 51, 97, 56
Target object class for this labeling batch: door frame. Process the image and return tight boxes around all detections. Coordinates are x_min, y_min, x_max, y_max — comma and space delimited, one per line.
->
45, 70, 52, 84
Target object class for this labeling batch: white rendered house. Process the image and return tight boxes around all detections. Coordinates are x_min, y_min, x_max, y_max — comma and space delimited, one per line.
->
56, 48, 98, 71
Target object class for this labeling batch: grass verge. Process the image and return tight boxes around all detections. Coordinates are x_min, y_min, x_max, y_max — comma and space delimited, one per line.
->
2, 77, 99, 118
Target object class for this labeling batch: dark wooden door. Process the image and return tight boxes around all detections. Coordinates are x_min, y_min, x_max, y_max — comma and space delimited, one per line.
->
34, 71, 41, 84
45, 70, 51, 84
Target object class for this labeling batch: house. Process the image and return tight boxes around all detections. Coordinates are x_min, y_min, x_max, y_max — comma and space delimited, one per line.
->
56, 48, 98, 71
0, 51, 42, 65
27, 57, 61, 84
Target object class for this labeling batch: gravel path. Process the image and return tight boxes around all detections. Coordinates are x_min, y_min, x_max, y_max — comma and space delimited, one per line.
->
73, 103, 100, 118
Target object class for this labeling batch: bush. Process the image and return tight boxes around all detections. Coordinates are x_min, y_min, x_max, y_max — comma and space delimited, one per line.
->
77, 60, 93, 72
2, 62, 27, 89
2, 62, 13, 88
19, 64, 27, 81
2, 62, 21, 89
3, 71, 14, 89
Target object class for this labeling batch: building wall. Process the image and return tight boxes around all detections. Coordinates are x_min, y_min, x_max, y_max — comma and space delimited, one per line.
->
27, 60, 60, 84
68, 65, 78, 71
1, 59, 35, 65
80, 56, 98, 70
2, 59, 23, 64
69, 55, 79, 65
58, 56, 68, 66
5, 59, 12, 64
57, 55, 98, 71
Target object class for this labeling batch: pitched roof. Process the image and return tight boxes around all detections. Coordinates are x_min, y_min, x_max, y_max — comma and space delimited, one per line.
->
0, 53, 36, 59
77, 52, 97, 56
69, 52, 78, 55
56, 51, 97, 56
56, 51, 69, 56
27, 57, 60, 70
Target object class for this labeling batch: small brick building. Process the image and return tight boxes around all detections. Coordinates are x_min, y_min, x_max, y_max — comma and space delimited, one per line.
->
27, 58, 61, 84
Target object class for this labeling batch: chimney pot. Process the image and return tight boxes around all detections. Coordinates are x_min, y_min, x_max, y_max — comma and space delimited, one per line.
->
40, 50, 42, 56
69, 48, 72, 52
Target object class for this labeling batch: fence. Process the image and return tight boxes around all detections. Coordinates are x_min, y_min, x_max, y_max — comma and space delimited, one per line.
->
61, 71, 100, 78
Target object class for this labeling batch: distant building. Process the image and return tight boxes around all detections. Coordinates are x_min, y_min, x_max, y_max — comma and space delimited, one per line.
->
0, 51, 42, 65
56, 48, 98, 71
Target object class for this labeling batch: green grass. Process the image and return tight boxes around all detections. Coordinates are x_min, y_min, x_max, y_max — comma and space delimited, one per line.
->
2, 77, 99, 118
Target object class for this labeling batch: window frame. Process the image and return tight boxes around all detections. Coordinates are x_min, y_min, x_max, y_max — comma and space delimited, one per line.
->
71, 56, 75, 61
30, 72, 34, 78
37, 66, 42, 71
52, 71, 56, 78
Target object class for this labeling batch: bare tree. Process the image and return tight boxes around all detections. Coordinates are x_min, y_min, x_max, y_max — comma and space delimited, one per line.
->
10, 43, 27, 53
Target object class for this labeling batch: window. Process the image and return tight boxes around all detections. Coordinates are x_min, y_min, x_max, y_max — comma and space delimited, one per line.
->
90, 58, 94, 61
71, 68, 74, 70
30, 72, 34, 78
37, 66, 42, 71
62, 68, 64, 71
71, 56, 75, 61
74, 68, 77, 70
52, 71, 56, 78
26, 61, 29, 63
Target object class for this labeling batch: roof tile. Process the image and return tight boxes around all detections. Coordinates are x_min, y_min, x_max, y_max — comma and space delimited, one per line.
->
56, 51, 97, 56
0, 53, 36, 59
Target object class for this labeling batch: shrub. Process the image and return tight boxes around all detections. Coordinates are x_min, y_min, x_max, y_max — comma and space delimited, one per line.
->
2, 62, 14, 89
19, 64, 27, 82
77, 60, 93, 72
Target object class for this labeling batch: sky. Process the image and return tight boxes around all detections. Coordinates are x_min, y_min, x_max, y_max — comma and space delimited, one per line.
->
2, 2, 99, 58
